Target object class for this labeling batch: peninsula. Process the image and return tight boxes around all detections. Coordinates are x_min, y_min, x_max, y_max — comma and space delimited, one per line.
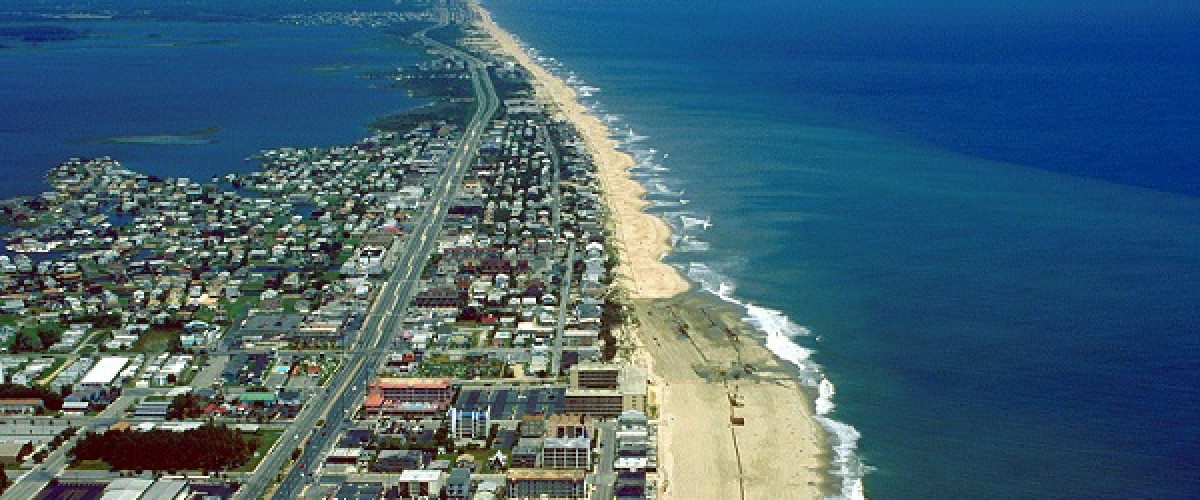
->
469, 4, 829, 499
0, 1, 829, 499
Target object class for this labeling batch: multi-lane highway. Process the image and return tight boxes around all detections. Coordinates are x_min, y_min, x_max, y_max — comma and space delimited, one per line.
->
236, 6, 500, 499
1, 5, 498, 499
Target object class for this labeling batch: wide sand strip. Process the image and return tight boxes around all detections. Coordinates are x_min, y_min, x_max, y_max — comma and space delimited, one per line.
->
471, 3, 828, 498
470, 3, 688, 300
628, 295, 828, 500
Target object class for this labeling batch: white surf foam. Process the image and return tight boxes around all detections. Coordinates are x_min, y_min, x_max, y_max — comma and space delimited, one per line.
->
817, 416, 869, 500
647, 199, 688, 209
660, 212, 711, 235
816, 376, 836, 414
684, 262, 869, 500
678, 214, 710, 230
676, 236, 711, 253
527, 48, 870, 498
622, 132, 649, 144
649, 181, 685, 198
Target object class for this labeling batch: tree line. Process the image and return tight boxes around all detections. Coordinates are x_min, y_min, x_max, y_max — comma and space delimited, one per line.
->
0, 383, 64, 411
70, 423, 256, 472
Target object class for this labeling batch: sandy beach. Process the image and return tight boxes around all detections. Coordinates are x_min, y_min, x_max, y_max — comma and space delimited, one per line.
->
471, 3, 829, 498
627, 294, 829, 500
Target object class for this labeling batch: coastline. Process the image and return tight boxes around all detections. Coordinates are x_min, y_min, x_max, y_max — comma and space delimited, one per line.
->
470, 3, 831, 498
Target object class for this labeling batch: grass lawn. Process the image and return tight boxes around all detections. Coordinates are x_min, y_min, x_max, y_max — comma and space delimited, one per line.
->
192, 307, 216, 323
461, 448, 499, 473
234, 429, 284, 473
178, 355, 207, 386
80, 328, 111, 346
222, 297, 257, 325
34, 356, 68, 385
132, 329, 179, 352
68, 459, 112, 471
318, 359, 341, 386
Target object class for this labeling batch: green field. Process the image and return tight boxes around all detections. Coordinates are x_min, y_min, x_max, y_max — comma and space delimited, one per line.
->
234, 429, 284, 473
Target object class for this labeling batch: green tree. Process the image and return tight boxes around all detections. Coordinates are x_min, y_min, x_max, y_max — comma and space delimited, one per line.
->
70, 424, 253, 472
11, 332, 43, 352
166, 393, 205, 420
0, 383, 64, 410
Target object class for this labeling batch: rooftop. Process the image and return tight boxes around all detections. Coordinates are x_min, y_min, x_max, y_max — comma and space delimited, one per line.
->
506, 468, 586, 481
375, 376, 452, 390
398, 469, 443, 482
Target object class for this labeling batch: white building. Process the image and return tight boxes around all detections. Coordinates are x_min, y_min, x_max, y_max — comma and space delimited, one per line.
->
449, 407, 491, 440
397, 469, 445, 499
79, 357, 130, 389
101, 477, 153, 500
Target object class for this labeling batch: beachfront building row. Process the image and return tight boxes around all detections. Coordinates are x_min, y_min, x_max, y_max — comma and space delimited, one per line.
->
363, 365, 647, 420
564, 362, 648, 418
506, 468, 588, 499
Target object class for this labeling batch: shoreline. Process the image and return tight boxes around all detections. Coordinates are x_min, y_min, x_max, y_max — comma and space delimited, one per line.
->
470, 3, 832, 498
470, 5, 688, 301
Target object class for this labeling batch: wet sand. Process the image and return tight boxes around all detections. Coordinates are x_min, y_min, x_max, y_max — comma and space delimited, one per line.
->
471, 3, 829, 498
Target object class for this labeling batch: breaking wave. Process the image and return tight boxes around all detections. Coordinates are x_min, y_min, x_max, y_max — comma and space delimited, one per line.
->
685, 262, 869, 500
512, 32, 869, 500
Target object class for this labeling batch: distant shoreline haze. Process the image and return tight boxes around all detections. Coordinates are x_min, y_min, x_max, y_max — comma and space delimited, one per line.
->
484, 0, 1200, 497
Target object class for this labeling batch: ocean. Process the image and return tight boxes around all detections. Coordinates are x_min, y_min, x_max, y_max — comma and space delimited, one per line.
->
3, 1, 1199, 498
482, 0, 1200, 498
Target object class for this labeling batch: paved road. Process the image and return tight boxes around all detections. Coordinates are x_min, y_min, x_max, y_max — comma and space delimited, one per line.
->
538, 122, 576, 377
592, 421, 617, 500
552, 240, 576, 376
236, 4, 501, 499
4, 4, 497, 499
191, 354, 228, 389
2, 396, 137, 499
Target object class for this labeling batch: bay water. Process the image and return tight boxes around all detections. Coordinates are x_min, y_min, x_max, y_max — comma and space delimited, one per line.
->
3, 0, 1199, 497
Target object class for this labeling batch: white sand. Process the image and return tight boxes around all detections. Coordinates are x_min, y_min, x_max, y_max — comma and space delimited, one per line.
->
471, 4, 829, 498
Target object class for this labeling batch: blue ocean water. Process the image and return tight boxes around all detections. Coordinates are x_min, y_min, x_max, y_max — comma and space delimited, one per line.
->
485, 0, 1200, 498
0, 20, 422, 199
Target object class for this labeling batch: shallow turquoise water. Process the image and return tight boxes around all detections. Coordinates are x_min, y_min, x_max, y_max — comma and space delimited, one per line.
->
485, 0, 1200, 497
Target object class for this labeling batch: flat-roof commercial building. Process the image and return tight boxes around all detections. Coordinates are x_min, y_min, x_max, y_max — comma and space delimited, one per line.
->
140, 479, 191, 500
541, 436, 591, 470
546, 414, 594, 440
453, 385, 566, 420
563, 363, 646, 418
448, 407, 491, 440
568, 362, 621, 389
364, 377, 453, 417
396, 469, 445, 499
0, 398, 44, 415
79, 357, 130, 389
506, 468, 587, 499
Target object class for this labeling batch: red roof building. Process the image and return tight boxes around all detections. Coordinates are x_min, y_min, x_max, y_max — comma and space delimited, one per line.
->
363, 377, 453, 417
